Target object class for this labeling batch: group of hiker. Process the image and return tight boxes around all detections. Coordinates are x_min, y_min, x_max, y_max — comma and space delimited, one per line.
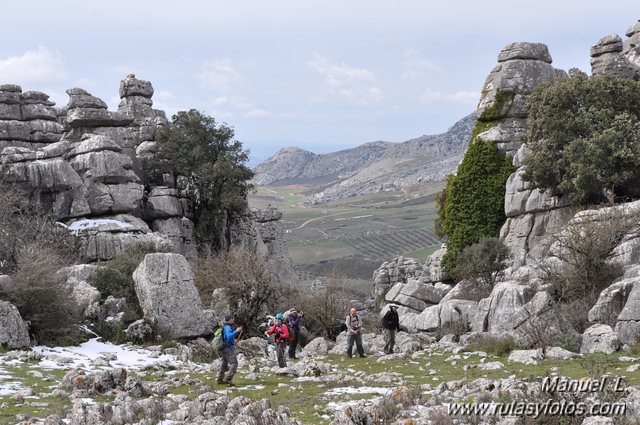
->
216, 305, 401, 386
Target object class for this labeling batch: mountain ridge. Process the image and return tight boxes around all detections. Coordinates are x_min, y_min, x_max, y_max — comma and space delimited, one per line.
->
253, 113, 475, 202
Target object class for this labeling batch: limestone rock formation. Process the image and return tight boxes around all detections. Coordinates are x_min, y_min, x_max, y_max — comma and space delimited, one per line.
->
0, 75, 297, 290
591, 21, 640, 79
581, 324, 621, 354
0, 300, 30, 348
477, 42, 571, 266
133, 253, 208, 338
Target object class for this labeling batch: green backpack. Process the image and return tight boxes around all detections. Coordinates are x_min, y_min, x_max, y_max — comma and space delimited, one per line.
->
211, 327, 224, 352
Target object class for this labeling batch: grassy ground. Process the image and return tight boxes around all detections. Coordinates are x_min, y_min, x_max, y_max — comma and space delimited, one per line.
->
3, 346, 640, 425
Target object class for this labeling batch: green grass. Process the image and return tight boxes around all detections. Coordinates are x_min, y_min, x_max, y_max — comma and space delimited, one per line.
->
288, 240, 357, 265
403, 246, 440, 261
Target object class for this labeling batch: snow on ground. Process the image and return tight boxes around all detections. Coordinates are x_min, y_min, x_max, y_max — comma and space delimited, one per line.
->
62, 219, 135, 235
0, 364, 24, 396
32, 338, 179, 371
323, 386, 392, 397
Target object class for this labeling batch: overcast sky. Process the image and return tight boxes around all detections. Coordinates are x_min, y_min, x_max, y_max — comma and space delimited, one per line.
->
0, 1, 638, 164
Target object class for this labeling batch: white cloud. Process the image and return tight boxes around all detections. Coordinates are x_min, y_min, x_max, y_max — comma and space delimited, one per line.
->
308, 52, 382, 104
420, 89, 479, 106
402, 48, 441, 80
0, 47, 67, 85
197, 59, 243, 93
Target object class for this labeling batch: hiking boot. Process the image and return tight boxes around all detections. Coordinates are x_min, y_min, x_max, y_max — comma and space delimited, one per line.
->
217, 379, 225, 385
359, 355, 366, 358
225, 381, 235, 387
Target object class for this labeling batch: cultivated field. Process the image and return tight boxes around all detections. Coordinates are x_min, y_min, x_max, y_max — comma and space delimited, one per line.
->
248, 183, 444, 295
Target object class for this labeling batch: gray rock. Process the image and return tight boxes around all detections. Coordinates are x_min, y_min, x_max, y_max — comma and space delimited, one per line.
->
588, 270, 637, 327
471, 281, 536, 333
441, 279, 490, 303
125, 320, 154, 341
67, 108, 133, 128
545, 346, 581, 360
581, 324, 621, 354
119, 75, 154, 98
0, 301, 31, 348
301, 337, 330, 357
507, 349, 543, 365
590, 34, 624, 57
65, 88, 108, 109
497, 42, 553, 63
133, 253, 208, 338
144, 187, 183, 219
511, 291, 581, 349
415, 299, 477, 332
59, 264, 101, 316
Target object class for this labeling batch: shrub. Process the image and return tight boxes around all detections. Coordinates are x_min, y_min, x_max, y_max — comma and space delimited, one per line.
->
2, 242, 81, 344
454, 237, 510, 287
523, 70, 640, 205
196, 247, 284, 333
465, 335, 517, 357
291, 274, 351, 339
93, 243, 166, 314
0, 183, 79, 274
539, 207, 634, 332
436, 133, 515, 276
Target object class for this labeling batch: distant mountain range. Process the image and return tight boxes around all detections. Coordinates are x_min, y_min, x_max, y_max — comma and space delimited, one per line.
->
252, 113, 475, 203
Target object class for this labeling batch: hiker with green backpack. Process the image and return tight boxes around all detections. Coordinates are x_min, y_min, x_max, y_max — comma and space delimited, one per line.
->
215, 314, 243, 386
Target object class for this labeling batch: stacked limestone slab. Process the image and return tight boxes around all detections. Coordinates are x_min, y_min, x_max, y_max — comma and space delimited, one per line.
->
591, 20, 640, 78
474, 43, 572, 268
0, 76, 299, 341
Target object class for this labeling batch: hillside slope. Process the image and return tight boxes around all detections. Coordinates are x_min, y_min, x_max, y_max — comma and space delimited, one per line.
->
253, 113, 475, 202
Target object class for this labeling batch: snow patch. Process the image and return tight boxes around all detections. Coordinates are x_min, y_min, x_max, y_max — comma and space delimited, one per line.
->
33, 338, 178, 371
323, 386, 391, 397
62, 219, 135, 235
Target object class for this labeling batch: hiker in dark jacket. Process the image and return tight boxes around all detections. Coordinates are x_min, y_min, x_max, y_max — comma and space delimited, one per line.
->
217, 315, 243, 386
287, 310, 304, 359
381, 305, 400, 354
345, 307, 365, 358
265, 312, 290, 367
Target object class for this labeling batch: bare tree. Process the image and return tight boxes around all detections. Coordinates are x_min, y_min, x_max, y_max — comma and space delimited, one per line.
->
196, 247, 284, 333
293, 274, 350, 339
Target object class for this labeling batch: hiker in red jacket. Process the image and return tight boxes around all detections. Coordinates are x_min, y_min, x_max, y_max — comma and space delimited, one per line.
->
265, 312, 290, 368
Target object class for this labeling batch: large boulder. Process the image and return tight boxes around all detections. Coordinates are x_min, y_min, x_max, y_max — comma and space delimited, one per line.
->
581, 324, 621, 354
511, 291, 581, 349
0, 301, 30, 348
384, 279, 450, 313
615, 278, 640, 345
589, 266, 638, 327
415, 299, 477, 332
471, 281, 536, 333
133, 253, 208, 338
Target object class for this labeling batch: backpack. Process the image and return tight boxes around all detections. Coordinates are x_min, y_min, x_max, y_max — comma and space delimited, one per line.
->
211, 327, 224, 352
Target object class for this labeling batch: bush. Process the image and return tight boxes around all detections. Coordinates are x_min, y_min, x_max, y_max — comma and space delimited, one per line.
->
454, 237, 510, 287
0, 183, 82, 344
465, 335, 517, 357
291, 275, 351, 340
523, 70, 640, 205
436, 135, 515, 275
2, 242, 81, 345
196, 247, 285, 333
540, 207, 632, 332
0, 183, 79, 274
93, 243, 166, 315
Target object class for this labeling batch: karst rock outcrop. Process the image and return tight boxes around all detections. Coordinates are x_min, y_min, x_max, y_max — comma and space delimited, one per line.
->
380, 21, 640, 352
0, 75, 298, 342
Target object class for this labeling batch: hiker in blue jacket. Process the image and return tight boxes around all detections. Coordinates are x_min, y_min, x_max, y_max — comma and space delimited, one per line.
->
217, 314, 243, 386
